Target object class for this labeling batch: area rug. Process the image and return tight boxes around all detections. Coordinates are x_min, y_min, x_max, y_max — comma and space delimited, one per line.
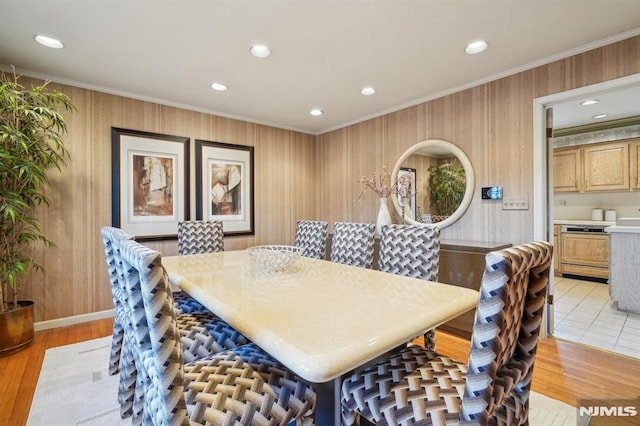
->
27, 336, 127, 425
28, 337, 579, 425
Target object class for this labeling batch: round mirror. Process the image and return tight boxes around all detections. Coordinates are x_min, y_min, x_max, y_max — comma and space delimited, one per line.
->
391, 139, 475, 229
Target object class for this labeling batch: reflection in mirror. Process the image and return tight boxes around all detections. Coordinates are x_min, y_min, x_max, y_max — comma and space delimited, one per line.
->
391, 139, 474, 229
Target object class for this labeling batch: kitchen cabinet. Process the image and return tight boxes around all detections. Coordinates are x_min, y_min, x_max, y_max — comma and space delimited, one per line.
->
560, 232, 609, 279
631, 140, 640, 189
553, 147, 582, 192
583, 142, 629, 191
553, 140, 633, 193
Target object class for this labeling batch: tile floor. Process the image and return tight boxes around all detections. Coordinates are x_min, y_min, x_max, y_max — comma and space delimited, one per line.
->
552, 276, 640, 359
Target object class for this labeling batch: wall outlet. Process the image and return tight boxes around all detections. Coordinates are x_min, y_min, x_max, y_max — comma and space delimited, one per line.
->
502, 197, 529, 210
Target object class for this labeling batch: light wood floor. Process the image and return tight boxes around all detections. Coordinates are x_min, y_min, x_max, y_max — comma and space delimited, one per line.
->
2, 318, 639, 426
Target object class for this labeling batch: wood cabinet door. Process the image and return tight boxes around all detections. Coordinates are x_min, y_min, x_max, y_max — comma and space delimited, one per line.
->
631, 140, 640, 189
560, 233, 609, 267
553, 148, 581, 192
583, 142, 629, 191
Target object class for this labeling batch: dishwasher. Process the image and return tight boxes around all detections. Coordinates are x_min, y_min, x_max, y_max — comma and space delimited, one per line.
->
559, 225, 610, 282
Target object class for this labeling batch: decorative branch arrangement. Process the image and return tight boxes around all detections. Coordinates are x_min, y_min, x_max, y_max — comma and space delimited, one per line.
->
356, 166, 415, 201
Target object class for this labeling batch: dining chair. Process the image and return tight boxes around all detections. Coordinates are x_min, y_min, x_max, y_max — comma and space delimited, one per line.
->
100, 226, 133, 377
330, 222, 376, 268
101, 226, 250, 418
117, 237, 316, 426
341, 241, 553, 426
378, 223, 440, 350
294, 219, 329, 259
175, 220, 250, 358
177, 219, 225, 254
174, 220, 225, 315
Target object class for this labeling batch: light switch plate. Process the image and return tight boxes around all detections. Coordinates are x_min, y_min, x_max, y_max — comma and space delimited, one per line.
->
502, 197, 528, 210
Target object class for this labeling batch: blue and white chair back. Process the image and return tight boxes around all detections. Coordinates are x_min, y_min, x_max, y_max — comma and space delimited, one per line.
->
177, 220, 224, 255
378, 224, 440, 350
378, 224, 440, 280
294, 220, 328, 259
330, 222, 376, 268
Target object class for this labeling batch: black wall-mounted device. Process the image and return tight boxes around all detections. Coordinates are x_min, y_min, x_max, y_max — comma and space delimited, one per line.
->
481, 186, 503, 200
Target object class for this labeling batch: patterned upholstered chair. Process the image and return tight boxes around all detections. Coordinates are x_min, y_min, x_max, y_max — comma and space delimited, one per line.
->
330, 222, 376, 268
118, 238, 316, 425
100, 226, 133, 377
341, 241, 553, 426
378, 224, 440, 351
101, 227, 249, 418
294, 220, 329, 259
178, 220, 225, 254
100, 227, 138, 417
174, 221, 249, 359
174, 220, 225, 315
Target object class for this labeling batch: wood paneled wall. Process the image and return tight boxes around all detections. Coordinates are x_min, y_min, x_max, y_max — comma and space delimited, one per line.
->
18, 35, 640, 323
20, 81, 316, 322
317, 36, 640, 242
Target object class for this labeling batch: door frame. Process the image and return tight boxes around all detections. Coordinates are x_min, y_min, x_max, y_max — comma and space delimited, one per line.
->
532, 72, 640, 337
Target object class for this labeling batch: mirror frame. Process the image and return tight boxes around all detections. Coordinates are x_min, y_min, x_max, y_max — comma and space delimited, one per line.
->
391, 139, 475, 229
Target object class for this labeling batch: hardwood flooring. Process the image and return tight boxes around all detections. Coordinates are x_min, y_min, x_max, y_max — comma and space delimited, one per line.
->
1, 318, 639, 426
0, 318, 113, 426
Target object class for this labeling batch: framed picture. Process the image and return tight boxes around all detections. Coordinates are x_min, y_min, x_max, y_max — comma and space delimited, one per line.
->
397, 167, 417, 220
111, 128, 189, 240
195, 139, 254, 236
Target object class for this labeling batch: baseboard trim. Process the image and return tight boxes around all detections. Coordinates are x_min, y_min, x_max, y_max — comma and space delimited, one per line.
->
34, 310, 115, 332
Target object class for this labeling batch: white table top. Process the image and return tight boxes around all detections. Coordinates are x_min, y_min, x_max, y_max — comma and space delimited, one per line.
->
163, 250, 479, 383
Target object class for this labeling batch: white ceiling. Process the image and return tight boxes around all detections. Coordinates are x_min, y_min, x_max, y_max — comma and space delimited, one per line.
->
1, 0, 640, 135
551, 84, 640, 130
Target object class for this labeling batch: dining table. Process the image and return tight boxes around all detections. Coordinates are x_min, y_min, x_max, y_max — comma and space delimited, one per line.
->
162, 249, 479, 426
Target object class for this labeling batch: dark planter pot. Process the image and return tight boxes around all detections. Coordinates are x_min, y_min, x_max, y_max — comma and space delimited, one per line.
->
0, 300, 35, 357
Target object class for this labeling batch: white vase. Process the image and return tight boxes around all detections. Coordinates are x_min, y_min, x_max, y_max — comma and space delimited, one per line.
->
376, 197, 392, 236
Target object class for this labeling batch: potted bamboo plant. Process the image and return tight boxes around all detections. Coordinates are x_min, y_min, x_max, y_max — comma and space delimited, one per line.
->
0, 70, 75, 355
427, 161, 466, 219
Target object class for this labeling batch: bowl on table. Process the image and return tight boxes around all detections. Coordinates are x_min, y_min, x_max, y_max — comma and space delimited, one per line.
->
247, 245, 303, 273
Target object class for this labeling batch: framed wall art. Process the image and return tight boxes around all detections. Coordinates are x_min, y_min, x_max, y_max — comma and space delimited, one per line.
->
111, 127, 189, 240
195, 139, 254, 236
397, 167, 417, 220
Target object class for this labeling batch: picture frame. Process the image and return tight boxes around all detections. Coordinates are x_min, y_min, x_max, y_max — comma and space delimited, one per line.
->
397, 167, 417, 220
195, 139, 254, 236
111, 127, 189, 241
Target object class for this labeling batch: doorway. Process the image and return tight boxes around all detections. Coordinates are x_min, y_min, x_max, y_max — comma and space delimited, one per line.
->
533, 73, 640, 357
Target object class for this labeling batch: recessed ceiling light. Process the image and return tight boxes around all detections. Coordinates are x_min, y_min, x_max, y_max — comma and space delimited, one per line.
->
581, 99, 599, 106
210, 82, 228, 91
250, 45, 271, 58
464, 40, 488, 55
361, 87, 376, 96
35, 35, 64, 49
310, 109, 324, 116
592, 114, 608, 119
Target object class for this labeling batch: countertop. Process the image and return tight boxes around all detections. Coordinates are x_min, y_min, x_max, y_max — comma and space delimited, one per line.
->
553, 219, 615, 227
606, 225, 640, 234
